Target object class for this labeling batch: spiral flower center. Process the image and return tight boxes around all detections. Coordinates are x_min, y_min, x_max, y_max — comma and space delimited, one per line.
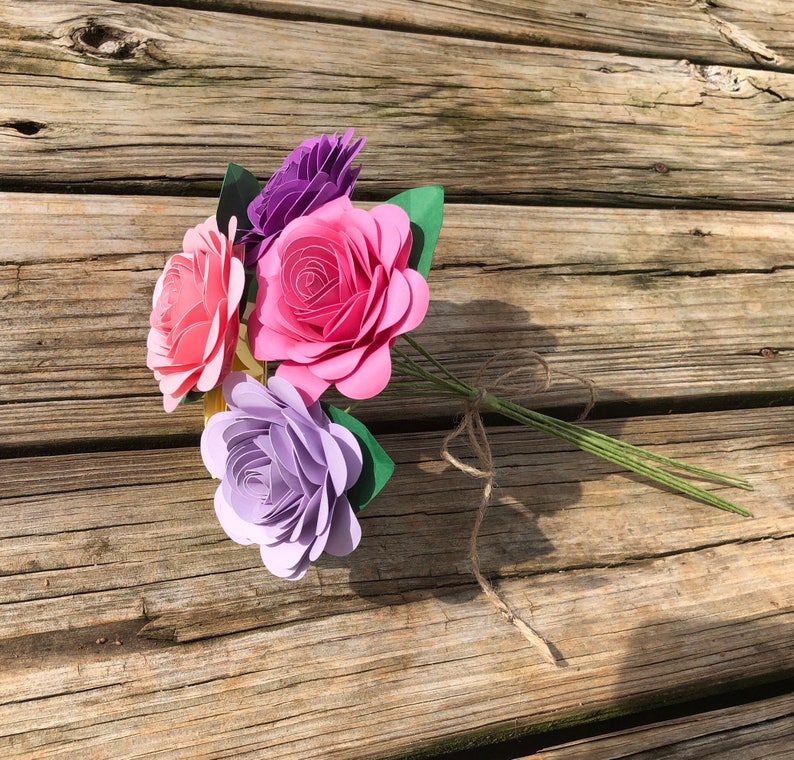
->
295, 260, 333, 301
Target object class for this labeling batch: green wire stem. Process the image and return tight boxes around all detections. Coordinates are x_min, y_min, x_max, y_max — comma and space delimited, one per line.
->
393, 336, 752, 517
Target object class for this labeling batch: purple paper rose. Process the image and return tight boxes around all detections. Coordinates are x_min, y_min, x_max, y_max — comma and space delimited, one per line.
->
241, 128, 365, 266
201, 372, 364, 580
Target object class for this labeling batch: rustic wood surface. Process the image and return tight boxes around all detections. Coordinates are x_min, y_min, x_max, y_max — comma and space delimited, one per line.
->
3, 2, 794, 207
520, 694, 794, 760
165, 0, 794, 71
2, 412, 792, 757
1, 0, 793, 758
3, 192, 792, 451
520, 691, 794, 759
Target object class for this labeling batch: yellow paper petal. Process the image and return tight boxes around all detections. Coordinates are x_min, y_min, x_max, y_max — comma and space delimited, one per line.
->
204, 325, 266, 427
233, 323, 266, 382
203, 385, 226, 426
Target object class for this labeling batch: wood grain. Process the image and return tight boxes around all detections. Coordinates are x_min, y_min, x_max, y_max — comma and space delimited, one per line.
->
2, 3, 794, 206
3, 2, 793, 755
520, 692, 794, 759
0, 409, 791, 758
3, 192, 792, 451
1, 407, 789, 641
138, 404, 794, 644
168, 0, 794, 71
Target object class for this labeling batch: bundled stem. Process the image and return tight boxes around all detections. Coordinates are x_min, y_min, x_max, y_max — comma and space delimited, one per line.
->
393, 334, 752, 516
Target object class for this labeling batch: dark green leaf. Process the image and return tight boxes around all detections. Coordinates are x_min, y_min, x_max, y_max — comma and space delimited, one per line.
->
245, 266, 259, 304
216, 163, 261, 241
386, 185, 444, 279
324, 404, 395, 512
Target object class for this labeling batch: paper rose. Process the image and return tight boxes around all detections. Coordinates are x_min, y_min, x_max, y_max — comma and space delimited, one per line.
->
247, 196, 430, 402
201, 372, 364, 580
241, 128, 365, 266
146, 131, 752, 666
147, 216, 245, 412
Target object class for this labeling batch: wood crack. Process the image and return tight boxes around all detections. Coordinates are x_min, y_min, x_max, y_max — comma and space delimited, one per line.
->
746, 78, 791, 102
433, 262, 794, 278
696, 1, 784, 68
514, 533, 794, 580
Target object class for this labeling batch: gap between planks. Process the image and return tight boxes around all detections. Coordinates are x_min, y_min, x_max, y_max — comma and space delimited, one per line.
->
517, 689, 794, 760
1, 193, 792, 451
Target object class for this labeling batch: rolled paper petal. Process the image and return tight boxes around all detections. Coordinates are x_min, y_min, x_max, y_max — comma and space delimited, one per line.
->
390, 268, 431, 335
201, 409, 235, 478
248, 196, 429, 402
162, 391, 182, 414
330, 424, 364, 489
214, 488, 255, 546
200, 372, 364, 579
334, 342, 394, 399
321, 500, 362, 557
368, 203, 412, 271
260, 539, 311, 580
274, 362, 332, 404
376, 270, 414, 333
307, 345, 367, 381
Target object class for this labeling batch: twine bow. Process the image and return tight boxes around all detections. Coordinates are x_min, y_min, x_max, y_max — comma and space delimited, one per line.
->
440, 351, 595, 667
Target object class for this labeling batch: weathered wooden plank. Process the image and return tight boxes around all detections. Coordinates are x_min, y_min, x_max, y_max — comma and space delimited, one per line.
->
1, 407, 789, 642
520, 691, 794, 759
0, 409, 791, 757
2, 192, 792, 450
1, 593, 791, 760
176, 0, 794, 71
2, 2, 794, 205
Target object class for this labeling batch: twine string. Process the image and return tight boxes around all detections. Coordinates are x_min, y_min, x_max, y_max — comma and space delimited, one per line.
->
439, 350, 595, 667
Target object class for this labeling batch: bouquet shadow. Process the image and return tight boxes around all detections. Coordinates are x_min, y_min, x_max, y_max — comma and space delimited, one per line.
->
139, 300, 631, 645
418, 612, 794, 759
321, 298, 626, 611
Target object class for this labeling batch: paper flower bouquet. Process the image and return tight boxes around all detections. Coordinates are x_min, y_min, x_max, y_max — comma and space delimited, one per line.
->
147, 129, 752, 585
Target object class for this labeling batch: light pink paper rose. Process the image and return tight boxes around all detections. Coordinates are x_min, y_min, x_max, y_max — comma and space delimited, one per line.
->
147, 216, 246, 412
247, 197, 429, 401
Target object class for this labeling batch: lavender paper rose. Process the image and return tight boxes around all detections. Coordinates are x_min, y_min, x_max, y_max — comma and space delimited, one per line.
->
201, 372, 364, 580
241, 128, 365, 266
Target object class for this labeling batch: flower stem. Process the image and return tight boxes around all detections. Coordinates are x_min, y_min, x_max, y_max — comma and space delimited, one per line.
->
393, 336, 752, 517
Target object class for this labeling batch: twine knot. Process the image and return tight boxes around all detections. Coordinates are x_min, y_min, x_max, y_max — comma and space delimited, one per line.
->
440, 351, 595, 666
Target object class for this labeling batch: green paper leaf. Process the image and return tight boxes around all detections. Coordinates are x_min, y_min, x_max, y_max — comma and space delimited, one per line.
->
386, 185, 444, 279
216, 163, 260, 241
245, 266, 259, 305
324, 404, 395, 512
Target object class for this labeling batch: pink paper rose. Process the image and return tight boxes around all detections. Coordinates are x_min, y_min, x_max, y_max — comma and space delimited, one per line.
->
147, 216, 246, 412
247, 197, 430, 401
